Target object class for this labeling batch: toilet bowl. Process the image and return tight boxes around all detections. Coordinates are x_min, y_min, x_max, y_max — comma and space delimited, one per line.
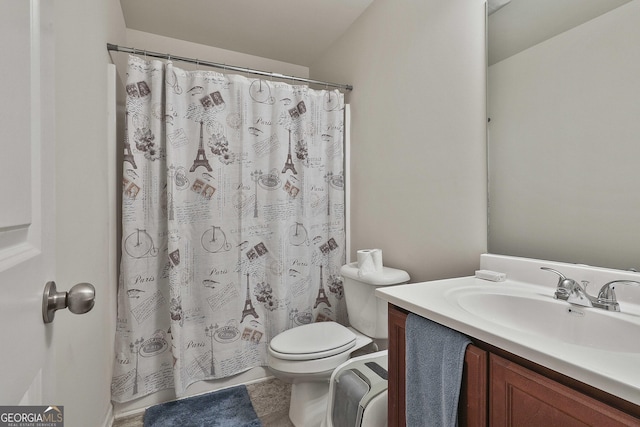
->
268, 322, 373, 377
268, 322, 374, 427
267, 263, 409, 427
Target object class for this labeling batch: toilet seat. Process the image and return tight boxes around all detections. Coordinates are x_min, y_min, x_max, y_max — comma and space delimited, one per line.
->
269, 322, 356, 361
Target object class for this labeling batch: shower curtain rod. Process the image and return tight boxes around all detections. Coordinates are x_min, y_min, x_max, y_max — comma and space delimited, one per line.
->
107, 43, 353, 91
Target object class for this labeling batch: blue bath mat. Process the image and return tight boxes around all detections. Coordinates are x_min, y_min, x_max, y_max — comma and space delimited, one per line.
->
143, 385, 262, 427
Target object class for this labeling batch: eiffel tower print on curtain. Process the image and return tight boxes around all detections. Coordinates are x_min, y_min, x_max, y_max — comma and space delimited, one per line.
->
314, 265, 331, 308
241, 273, 259, 322
281, 130, 297, 174
190, 121, 213, 172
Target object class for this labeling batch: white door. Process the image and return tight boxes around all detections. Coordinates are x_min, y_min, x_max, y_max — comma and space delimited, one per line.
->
0, 0, 57, 404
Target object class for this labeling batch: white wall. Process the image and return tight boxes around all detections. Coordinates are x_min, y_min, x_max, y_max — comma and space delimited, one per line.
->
310, 0, 488, 282
53, 0, 125, 426
124, 29, 309, 79
488, 0, 640, 270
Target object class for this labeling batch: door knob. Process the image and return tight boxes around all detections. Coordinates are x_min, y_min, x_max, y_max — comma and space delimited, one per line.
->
42, 281, 95, 323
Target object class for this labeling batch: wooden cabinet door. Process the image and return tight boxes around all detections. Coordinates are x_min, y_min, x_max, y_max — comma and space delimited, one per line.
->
388, 304, 407, 427
460, 345, 488, 427
490, 354, 640, 426
387, 304, 488, 427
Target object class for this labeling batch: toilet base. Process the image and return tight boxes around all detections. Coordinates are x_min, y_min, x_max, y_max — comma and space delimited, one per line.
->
289, 381, 330, 427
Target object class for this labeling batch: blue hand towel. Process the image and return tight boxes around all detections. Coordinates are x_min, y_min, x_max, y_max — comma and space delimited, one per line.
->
405, 313, 471, 427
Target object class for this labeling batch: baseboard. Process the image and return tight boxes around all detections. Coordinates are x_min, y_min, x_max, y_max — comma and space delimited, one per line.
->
243, 374, 276, 387
101, 403, 114, 427
113, 406, 147, 422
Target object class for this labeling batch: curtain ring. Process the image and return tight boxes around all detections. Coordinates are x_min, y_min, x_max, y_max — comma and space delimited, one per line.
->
196, 59, 200, 71
143, 50, 147, 59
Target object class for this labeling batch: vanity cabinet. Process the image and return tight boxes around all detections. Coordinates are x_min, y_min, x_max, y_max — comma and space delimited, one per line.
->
387, 304, 640, 427
388, 304, 488, 427
491, 354, 639, 426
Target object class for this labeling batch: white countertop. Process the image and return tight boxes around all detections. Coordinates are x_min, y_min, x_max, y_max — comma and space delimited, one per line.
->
375, 254, 640, 406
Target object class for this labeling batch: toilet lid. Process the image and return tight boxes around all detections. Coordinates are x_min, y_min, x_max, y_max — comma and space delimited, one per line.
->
269, 322, 356, 361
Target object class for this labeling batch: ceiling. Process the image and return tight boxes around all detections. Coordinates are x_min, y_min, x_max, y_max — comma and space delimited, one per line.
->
119, 0, 375, 67
121, 0, 634, 68
488, 0, 632, 65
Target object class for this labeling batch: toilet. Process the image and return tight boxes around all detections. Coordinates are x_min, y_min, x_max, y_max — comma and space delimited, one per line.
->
267, 262, 410, 427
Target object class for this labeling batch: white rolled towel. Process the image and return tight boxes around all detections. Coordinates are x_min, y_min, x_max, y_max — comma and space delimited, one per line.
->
357, 249, 383, 277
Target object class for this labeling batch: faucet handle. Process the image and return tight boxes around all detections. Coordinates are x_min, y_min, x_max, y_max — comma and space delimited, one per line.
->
541, 267, 576, 299
597, 280, 640, 302
540, 267, 566, 280
598, 283, 617, 302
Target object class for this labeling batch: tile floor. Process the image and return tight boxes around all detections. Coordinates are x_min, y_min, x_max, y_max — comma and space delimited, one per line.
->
112, 378, 294, 427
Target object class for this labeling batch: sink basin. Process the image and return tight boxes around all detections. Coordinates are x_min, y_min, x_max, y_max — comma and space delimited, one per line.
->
451, 287, 640, 353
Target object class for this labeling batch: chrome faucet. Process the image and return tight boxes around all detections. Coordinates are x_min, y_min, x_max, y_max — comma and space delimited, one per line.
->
541, 267, 640, 312
540, 267, 581, 301
595, 280, 640, 312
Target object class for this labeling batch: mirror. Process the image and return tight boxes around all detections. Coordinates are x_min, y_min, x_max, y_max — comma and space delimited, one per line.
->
487, 0, 640, 271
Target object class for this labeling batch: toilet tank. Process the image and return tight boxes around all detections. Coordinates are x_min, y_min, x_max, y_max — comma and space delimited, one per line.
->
340, 263, 410, 339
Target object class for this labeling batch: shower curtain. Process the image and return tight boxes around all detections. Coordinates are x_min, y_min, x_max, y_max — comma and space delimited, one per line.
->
112, 55, 346, 402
